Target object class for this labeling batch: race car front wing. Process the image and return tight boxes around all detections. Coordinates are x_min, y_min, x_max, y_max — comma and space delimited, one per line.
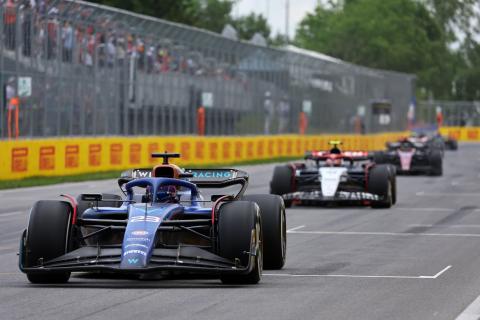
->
19, 231, 255, 275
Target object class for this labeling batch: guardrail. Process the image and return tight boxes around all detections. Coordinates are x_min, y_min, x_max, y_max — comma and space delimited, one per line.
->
0, 133, 407, 180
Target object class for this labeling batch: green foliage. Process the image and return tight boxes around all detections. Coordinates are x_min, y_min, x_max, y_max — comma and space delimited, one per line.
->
87, 0, 268, 41
230, 13, 271, 41
454, 37, 480, 100
195, 0, 235, 33
426, 0, 479, 38
86, 0, 233, 33
270, 34, 289, 47
295, 0, 479, 100
87, 0, 199, 25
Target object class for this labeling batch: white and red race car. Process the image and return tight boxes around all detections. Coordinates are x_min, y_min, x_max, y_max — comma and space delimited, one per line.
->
270, 142, 396, 208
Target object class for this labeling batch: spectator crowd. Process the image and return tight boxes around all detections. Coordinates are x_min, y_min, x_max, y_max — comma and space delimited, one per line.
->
2, 0, 240, 80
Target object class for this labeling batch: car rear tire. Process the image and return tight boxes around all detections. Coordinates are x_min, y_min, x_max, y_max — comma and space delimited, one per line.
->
270, 165, 294, 207
429, 151, 443, 176
387, 165, 397, 205
242, 194, 286, 270
369, 165, 393, 209
373, 152, 386, 164
218, 201, 262, 284
25, 200, 72, 283
76, 193, 122, 216
448, 140, 458, 150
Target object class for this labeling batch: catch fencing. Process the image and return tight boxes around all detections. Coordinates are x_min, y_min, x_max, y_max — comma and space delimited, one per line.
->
0, 0, 415, 139
417, 100, 480, 128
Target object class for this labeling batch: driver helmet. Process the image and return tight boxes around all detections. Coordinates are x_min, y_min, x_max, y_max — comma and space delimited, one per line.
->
326, 156, 342, 167
330, 146, 341, 154
156, 185, 178, 203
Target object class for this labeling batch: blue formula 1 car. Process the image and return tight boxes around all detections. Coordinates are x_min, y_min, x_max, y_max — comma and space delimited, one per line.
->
19, 153, 286, 285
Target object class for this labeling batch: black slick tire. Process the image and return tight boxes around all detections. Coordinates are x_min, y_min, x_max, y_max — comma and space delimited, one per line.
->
242, 194, 286, 270
428, 150, 443, 176
373, 152, 386, 164
25, 200, 72, 283
218, 201, 262, 284
388, 165, 397, 205
270, 165, 294, 207
368, 165, 393, 209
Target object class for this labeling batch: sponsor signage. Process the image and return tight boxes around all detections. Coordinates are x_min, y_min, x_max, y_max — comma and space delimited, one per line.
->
202, 92, 214, 108
222, 141, 231, 159
39, 146, 55, 170
1, 133, 415, 181
302, 100, 312, 114
181, 142, 190, 161
65, 145, 79, 168
196, 141, 204, 159
11, 148, 28, 172
189, 170, 234, 180
257, 141, 264, 157
131, 230, 149, 236
18, 77, 32, 97
148, 143, 159, 164
209, 142, 218, 161
130, 216, 161, 223
129, 143, 141, 164
89, 144, 101, 166
126, 237, 149, 242
110, 144, 123, 165
123, 250, 147, 257
132, 169, 151, 178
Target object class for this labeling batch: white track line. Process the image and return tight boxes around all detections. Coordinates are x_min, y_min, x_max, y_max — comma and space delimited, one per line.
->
288, 230, 480, 238
264, 265, 451, 280
409, 224, 480, 228
395, 207, 454, 212
0, 244, 18, 251
429, 265, 452, 279
287, 225, 305, 232
0, 211, 23, 217
263, 273, 422, 279
417, 192, 480, 197
455, 294, 480, 320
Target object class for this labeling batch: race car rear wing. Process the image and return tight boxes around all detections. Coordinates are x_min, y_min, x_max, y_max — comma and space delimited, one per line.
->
120, 168, 249, 189
305, 150, 371, 161
386, 141, 427, 150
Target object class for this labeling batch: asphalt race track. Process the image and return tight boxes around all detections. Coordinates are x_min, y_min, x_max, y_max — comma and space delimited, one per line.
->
3, 144, 480, 319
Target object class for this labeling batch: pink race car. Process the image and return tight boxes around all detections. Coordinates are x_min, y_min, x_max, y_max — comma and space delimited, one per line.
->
373, 138, 443, 176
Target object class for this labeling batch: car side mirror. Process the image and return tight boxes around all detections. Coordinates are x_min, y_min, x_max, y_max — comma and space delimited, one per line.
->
81, 194, 103, 202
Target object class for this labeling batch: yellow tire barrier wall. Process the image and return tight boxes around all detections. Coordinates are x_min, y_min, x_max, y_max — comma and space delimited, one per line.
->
0, 133, 407, 181
439, 127, 480, 142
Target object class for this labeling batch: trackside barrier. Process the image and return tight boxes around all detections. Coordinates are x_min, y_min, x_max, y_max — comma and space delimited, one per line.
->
0, 133, 407, 181
439, 127, 480, 142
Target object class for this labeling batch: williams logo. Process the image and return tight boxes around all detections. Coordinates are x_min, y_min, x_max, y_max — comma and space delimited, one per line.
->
132, 170, 151, 178
128, 258, 139, 264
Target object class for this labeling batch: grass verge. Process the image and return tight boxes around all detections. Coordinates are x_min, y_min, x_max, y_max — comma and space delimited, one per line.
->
0, 156, 301, 190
